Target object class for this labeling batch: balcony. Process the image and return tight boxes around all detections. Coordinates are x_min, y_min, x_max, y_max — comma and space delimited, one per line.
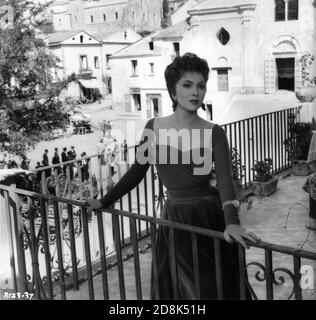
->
79, 68, 93, 77
0, 108, 315, 300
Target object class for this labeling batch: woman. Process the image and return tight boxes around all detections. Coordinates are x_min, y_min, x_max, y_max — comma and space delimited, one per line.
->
86, 53, 260, 299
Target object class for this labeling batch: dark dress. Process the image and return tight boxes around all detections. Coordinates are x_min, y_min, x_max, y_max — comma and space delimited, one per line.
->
100, 118, 250, 300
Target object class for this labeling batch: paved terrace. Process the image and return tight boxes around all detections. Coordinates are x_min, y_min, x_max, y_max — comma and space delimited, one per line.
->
56, 171, 316, 300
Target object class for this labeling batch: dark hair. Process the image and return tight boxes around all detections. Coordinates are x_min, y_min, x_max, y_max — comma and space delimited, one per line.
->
45, 149, 48, 152
164, 52, 209, 111
55, 148, 58, 151
63, 147, 67, 151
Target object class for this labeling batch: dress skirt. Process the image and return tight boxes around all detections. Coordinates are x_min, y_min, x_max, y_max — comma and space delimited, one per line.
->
150, 186, 250, 300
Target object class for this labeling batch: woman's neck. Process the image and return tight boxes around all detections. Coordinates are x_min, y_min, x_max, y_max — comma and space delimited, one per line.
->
172, 106, 199, 127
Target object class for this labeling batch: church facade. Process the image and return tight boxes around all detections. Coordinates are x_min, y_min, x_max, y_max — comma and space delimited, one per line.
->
181, 0, 316, 107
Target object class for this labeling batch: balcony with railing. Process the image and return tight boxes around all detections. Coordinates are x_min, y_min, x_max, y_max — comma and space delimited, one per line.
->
1, 107, 315, 300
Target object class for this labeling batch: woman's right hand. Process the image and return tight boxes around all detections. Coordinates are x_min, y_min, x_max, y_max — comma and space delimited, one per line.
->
85, 199, 103, 210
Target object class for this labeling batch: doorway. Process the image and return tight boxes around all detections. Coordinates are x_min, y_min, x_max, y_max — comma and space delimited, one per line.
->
276, 58, 295, 91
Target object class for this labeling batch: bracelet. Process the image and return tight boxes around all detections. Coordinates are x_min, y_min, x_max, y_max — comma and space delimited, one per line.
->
222, 199, 240, 210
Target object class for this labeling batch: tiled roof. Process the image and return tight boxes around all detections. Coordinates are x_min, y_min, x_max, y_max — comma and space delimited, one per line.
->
111, 32, 159, 57
87, 22, 133, 41
190, 0, 257, 11
152, 19, 191, 40
45, 30, 82, 44
46, 29, 101, 44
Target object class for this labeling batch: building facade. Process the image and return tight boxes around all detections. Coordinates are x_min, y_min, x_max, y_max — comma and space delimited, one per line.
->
183, 0, 316, 112
49, 0, 163, 34
110, 20, 193, 119
47, 28, 141, 100
110, 0, 316, 121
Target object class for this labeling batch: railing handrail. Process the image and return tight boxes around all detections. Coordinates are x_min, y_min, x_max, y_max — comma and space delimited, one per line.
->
221, 106, 301, 126
106, 208, 316, 261
1, 181, 315, 261
0, 184, 85, 207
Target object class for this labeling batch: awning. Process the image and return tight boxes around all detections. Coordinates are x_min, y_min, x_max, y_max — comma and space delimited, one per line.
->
78, 78, 102, 89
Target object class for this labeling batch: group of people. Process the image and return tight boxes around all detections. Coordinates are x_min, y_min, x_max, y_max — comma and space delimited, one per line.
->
35, 146, 90, 182
0, 154, 30, 171
96, 133, 128, 176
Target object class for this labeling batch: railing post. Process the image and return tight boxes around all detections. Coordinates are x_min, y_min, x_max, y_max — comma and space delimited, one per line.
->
265, 249, 274, 300
238, 245, 247, 300
0, 190, 17, 292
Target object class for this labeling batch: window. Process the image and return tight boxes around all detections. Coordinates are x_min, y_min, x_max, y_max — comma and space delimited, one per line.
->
149, 42, 154, 50
124, 31, 127, 40
217, 28, 230, 45
173, 42, 180, 56
131, 60, 138, 76
275, 0, 298, 21
80, 35, 83, 43
90, 15, 93, 23
75, 16, 77, 22
106, 54, 111, 69
275, 0, 285, 21
217, 69, 229, 91
103, 14, 106, 21
143, 13, 145, 20
80, 55, 88, 70
288, 0, 298, 20
132, 94, 141, 111
94, 56, 99, 69
59, 18, 62, 25
149, 63, 154, 74
115, 12, 119, 20
132, 12, 135, 20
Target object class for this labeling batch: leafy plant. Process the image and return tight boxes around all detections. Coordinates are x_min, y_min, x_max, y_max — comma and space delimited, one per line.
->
231, 147, 245, 186
252, 158, 273, 182
300, 53, 316, 87
284, 117, 312, 163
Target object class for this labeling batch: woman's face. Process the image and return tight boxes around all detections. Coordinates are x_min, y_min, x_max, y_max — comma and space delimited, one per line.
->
172, 71, 207, 113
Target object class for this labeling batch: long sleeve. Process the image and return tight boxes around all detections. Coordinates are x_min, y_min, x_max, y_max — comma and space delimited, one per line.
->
100, 119, 154, 208
212, 124, 240, 225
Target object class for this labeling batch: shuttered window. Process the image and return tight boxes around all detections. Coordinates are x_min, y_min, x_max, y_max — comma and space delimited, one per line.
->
275, 0, 298, 21
275, 0, 285, 21
217, 69, 229, 91
288, 0, 298, 20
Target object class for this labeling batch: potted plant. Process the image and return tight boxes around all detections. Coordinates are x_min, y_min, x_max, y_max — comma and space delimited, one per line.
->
251, 158, 278, 196
231, 147, 246, 201
284, 117, 313, 175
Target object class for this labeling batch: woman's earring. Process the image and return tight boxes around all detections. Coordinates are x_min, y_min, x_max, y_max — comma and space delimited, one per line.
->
201, 103, 206, 111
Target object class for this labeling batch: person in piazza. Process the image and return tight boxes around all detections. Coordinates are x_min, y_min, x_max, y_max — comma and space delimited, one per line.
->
86, 53, 260, 299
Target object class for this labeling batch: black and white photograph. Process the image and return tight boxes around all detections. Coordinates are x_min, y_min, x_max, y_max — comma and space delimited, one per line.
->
0, 0, 316, 308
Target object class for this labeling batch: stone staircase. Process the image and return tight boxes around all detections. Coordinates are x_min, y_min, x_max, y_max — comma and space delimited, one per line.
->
215, 91, 301, 124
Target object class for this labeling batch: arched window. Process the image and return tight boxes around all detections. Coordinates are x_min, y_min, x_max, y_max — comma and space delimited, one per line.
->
115, 12, 119, 20
132, 12, 135, 20
103, 14, 106, 21
90, 15, 93, 23
80, 35, 83, 43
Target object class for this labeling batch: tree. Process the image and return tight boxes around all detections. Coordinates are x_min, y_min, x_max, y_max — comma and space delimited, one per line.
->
161, 0, 171, 28
0, 0, 71, 158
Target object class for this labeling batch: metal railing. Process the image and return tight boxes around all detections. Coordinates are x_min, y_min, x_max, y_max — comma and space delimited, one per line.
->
0, 185, 315, 300
222, 107, 300, 187
2, 106, 298, 280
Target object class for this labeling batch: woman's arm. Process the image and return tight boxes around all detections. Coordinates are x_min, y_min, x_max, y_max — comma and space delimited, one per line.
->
213, 125, 261, 248
212, 124, 240, 225
87, 119, 154, 209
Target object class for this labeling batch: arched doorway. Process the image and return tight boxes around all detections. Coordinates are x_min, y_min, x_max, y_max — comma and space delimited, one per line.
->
265, 36, 301, 93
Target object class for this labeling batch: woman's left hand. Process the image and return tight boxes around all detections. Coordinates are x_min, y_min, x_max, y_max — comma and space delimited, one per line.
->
224, 224, 261, 249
